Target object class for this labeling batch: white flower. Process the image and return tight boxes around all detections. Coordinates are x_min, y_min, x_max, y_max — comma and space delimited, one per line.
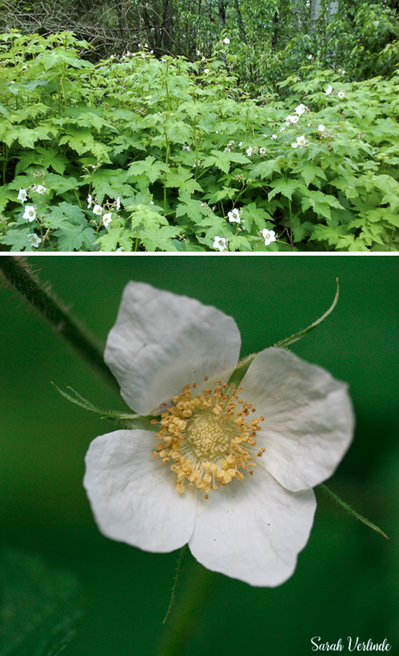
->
17, 188, 27, 203
308, 54, 313, 60
182, 145, 191, 151
223, 38, 230, 45
193, 159, 201, 168
204, 68, 210, 74
103, 212, 112, 229
271, 134, 278, 140
36, 184, 46, 194
259, 147, 266, 156
294, 104, 307, 116
318, 124, 326, 132
116, 197, 121, 210
23, 205, 36, 222
213, 236, 228, 252
224, 147, 231, 152
342, 70, 345, 75
286, 115, 299, 125
84, 283, 354, 586
280, 127, 285, 132
228, 140, 235, 147
93, 204, 103, 216
27, 233, 42, 248
338, 91, 345, 99
262, 228, 276, 246
291, 142, 298, 149
227, 208, 241, 224
325, 85, 333, 95
238, 141, 244, 147
296, 135, 306, 146
87, 194, 93, 209
246, 147, 253, 156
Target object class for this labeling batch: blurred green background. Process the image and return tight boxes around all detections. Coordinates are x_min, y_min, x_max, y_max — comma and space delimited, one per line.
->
1, 255, 398, 656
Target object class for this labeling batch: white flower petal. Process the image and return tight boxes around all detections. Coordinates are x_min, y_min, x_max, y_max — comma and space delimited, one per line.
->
104, 283, 241, 415
84, 430, 197, 552
240, 348, 354, 492
189, 467, 316, 586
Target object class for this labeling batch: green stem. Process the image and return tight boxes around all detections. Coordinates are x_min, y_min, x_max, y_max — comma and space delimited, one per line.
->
156, 559, 214, 656
163, 545, 188, 624
318, 484, 390, 540
0, 257, 118, 391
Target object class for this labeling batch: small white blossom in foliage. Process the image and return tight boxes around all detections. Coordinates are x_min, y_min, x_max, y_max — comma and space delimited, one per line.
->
271, 134, 278, 140
286, 115, 299, 125
36, 185, 46, 194
246, 147, 253, 156
93, 205, 103, 216
223, 37, 230, 44
84, 283, 354, 586
318, 124, 326, 132
325, 85, 333, 95
103, 213, 112, 229
296, 135, 306, 147
294, 104, 307, 116
262, 228, 276, 246
213, 236, 228, 252
28, 233, 42, 248
17, 189, 27, 203
291, 142, 298, 149
338, 91, 345, 99
259, 147, 266, 156
227, 208, 241, 224
23, 206, 36, 222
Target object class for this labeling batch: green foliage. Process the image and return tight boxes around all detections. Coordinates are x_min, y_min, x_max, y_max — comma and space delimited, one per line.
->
1, 31, 399, 251
0, 549, 83, 656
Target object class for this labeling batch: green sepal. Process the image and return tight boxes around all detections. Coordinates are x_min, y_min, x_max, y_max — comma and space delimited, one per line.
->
318, 483, 390, 540
228, 279, 340, 388
52, 383, 157, 431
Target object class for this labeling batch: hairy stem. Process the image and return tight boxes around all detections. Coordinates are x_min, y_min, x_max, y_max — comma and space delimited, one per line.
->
0, 256, 117, 390
157, 558, 214, 656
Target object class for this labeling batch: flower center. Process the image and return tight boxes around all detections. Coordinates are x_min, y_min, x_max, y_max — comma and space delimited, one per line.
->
152, 378, 265, 498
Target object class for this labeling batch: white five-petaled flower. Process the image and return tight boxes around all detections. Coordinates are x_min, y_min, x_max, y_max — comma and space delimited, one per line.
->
93, 204, 103, 216
294, 104, 307, 116
23, 205, 36, 222
204, 68, 210, 74
338, 91, 345, 99
87, 194, 93, 209
17, 188, 27, 203
286, 115, 299, 125
213, 236, 228, 252
296, 135, 306, 147
36, 184, 46, 194
27, 233, 42, 248
271, 134, 278, 140
84, 283, 354, 586
259, 147, 266, 156
103, 212, 112, 229
325, 85, 333, 95
291, 142, 298, 149
262, 228, 276, 246
246, 147, 253, 156
227, 208, 241, 224
182, 145, 191, 151
318, 124, 326, 132
223, 37, 230, 45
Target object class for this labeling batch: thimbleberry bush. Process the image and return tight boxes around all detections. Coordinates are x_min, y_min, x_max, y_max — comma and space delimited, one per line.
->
1, 32, 399, 251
